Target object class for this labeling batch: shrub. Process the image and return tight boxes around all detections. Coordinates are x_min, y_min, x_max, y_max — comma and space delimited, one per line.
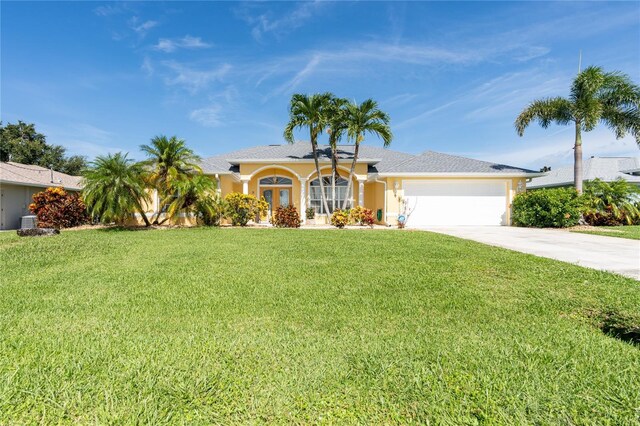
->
272, 205, 301, 228
582, 179, 640, 226
349, 206, 375, 227
330, 209, 349, 228
29, 187, 89, 229
305, 207, 315, 220
196, 194, 225, 226
511, 188, 582, 228
224, 193, 268, 226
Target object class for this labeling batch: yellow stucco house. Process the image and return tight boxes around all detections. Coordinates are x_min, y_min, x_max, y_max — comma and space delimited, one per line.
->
197, 142, 542, 227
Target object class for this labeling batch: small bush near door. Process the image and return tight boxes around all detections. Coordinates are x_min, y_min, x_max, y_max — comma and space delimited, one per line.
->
272, 205, 301, 228
224, 193, 268, 226
512, 188, 582, 228
330, 209, 349, 228
29, 187, 89, 229
349, 206, 375, 227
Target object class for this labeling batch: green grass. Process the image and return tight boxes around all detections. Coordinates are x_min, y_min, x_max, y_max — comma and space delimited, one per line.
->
571, 225, 640, 240
1, 228, 639, 424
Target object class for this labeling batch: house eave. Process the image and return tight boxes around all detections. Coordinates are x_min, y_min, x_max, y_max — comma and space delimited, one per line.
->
374, 172, 546, 178
226, 158, 382, 164
0, 179, 82, 191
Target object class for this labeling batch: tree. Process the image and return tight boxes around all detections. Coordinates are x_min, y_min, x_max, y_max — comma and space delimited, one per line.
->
163, 173, 216, 220
140, 135, 201, 224
82, 152, 152, 226
515, 66, 640, 194
284, 93, 333, 215
341, 99, 393, 209
0, 121, 87, 175
324, 96, 349, 211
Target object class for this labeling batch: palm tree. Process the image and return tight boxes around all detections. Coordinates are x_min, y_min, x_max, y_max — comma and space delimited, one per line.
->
324, 96, 349, 211
140, 135, 201, 223
341, 99, 393, 209
164, 173, 217, 220
515, 66, 640, 194
284, 93, 333, 215
82, 152, 152, 226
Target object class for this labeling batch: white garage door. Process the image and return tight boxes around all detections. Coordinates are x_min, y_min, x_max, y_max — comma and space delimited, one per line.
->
403, 180, 508, 226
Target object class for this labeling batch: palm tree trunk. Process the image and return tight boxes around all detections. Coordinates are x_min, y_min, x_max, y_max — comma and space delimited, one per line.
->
574, 121, 583, 195
342, 141, 360, 210
331, 149, 337, 212
133, 196, 151, 227
310, 129, 331, 215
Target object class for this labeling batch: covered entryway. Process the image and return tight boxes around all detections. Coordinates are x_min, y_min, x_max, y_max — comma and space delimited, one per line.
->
403, 180, 508, 226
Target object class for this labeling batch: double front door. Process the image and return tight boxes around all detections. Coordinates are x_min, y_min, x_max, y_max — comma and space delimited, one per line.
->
262, 187, 291, 217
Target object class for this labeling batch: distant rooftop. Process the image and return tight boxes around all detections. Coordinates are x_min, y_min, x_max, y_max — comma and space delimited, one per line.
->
0, 162, 83, 190
529, 156, 640, 189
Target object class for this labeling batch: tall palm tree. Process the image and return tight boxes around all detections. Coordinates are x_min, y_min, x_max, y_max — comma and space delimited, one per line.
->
324, 96, 349, 211
284, 93, 333, 215
341, 99, 393, 209
82, 152, 152, 226
515, 66, 640, 194
140, 135, 201, 223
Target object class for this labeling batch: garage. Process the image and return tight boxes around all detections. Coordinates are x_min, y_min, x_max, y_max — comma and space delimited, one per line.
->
403, 180, 508, 226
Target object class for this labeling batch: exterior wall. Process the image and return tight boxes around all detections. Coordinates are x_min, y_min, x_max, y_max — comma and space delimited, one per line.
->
221, 162, 372, 223
383, 176, 527, 226
0, 184, 42, 230
0, 184, 81, 230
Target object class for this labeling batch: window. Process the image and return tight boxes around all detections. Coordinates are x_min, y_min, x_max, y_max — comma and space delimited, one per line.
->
259, 176, 292, 185
309, 176, 351, 214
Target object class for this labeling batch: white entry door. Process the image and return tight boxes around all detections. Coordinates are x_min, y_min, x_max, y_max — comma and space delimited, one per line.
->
403, 180, 508, 226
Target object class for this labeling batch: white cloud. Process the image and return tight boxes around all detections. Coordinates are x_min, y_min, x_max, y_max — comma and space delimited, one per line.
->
190, 105, 223, 127
163, 61, 232, 93
141, 56, 154, 77
153, 36, 212, 53
242, 1, 329, 41
129, 17, 158, 36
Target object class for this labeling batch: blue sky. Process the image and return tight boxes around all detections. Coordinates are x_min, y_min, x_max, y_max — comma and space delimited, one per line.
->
2, 1, 639, 169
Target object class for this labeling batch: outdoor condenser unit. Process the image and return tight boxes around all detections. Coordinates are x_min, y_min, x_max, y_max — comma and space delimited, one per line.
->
20, 215, 38, 229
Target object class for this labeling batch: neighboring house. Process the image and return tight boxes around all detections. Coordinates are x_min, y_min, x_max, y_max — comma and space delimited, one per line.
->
198, 142, 542, 227
0, 162, 82, 230
529, 156, 640, 190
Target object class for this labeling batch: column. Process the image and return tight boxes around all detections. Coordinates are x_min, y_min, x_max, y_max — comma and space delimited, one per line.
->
358, 179, 365, 207
242, 179, 249, 195
299, 178, 307, 224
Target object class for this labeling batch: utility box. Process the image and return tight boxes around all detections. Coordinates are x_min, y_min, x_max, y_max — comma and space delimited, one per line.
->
20, 215, 38, 229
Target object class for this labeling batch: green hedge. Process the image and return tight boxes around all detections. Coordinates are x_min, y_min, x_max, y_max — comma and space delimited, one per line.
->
512, 188, 583, 228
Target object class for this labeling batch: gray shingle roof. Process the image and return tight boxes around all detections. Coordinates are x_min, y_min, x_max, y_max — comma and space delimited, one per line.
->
374, 151, 538, 174
199, 142, 538, 176
529, 157, 640, 189
0, 162, 83, 190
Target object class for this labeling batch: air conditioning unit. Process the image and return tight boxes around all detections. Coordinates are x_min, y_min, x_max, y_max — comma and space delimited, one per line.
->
21, 215, 38, 229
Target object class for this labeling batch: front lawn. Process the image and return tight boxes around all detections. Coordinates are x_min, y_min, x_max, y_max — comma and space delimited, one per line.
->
1, 228, 639, 424
570, 225, 640, 240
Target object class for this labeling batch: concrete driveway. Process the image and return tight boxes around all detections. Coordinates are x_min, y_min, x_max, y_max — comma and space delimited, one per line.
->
420, 226, 640, 280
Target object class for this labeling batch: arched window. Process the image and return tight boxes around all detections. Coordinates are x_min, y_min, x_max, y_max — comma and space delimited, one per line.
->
309, 176, 351, 214
259, 176, 292, 185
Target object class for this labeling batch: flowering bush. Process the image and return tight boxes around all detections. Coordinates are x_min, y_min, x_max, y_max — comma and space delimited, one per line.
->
272, 205, 301, 228
330, 209, 349, 228
29, 187, 89, 229
349, 206, 375, 227
224, 192, 268, 226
